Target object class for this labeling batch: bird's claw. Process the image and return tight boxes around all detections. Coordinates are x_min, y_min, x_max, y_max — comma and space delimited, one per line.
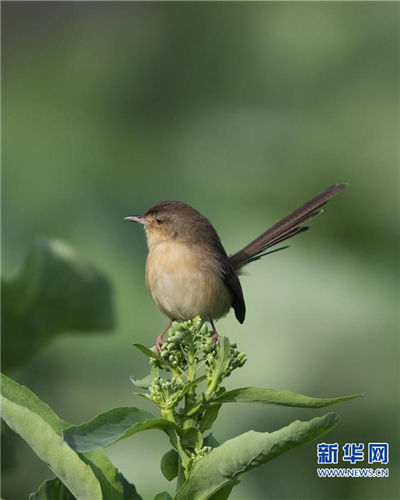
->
155, 335, 165, 355
211, 331, 220, 347
155, 320, 173, 355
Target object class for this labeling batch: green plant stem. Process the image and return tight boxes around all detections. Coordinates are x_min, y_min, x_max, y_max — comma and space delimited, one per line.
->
161, 408, 176, 423
183, 352, 197, 428
205, 375, 219, 399
183, 414, 196, 429
187, 353, 196, 381
176, 458, 186, 492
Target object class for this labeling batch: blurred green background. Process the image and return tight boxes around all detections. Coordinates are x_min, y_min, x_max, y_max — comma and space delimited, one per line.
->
2, 2, 399, 499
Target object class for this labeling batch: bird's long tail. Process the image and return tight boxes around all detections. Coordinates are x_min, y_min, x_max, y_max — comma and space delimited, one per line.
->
229, 183, 347, 270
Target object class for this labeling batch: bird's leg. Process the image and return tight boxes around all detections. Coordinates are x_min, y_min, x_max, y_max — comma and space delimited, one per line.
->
155, 320, 173, 354
210, 320, 220, 346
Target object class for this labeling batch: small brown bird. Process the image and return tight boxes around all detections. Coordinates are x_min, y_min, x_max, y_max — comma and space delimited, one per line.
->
125, 184, 346, 352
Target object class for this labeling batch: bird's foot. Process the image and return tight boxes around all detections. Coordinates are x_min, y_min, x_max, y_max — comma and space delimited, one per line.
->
211, 331, 220, 346
210, 320, 220, 347
155, 320, 173, 355
155, 335, 164, 355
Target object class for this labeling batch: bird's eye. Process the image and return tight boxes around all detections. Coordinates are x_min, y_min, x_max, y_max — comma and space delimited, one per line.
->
155, 216, 164, 225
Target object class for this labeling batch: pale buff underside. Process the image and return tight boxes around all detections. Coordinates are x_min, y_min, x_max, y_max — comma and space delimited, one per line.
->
145, 241, 232, 321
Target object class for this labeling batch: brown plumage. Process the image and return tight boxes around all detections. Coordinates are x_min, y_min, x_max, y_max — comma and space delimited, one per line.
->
229, 183, 346, 269
125, 183, 346, 350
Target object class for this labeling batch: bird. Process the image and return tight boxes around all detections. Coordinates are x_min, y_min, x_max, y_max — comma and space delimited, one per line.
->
125, 183, 346, 352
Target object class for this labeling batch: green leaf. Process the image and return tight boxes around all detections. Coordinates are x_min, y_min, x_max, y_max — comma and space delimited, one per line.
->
206, 481, 238, 500
2, 386, 101, 500
80, 450, 142, 500
175, 432, 191, 469
212, 387, 363, 408
175, 413, 340, 500
198, 404, 221, 433
1, 373, 69, 432
1, 373, 141, 500
203, 433, 220, 449
63, 407, 199, 453
179, 427, 203, 450
2, 238, 114, 371
29, 470, 142, 500
180, 376, 207, 398
133, 344, 170, 369
211, 337, 231, 384
154, 493, 172, 500
64, 407, 162, 452
30, 477, 76, 500
130, 366, 160, 389
161, 449, 179, 481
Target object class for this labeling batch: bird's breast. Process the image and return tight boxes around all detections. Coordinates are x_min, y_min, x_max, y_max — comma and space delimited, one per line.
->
145, 241, 232, 321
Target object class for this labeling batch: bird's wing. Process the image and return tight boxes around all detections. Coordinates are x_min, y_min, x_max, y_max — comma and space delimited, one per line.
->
224, 262, 246, 323
214, 240, 246, 324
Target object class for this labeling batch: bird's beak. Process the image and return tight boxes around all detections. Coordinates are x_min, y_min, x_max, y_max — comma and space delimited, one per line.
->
124, 215, 146, 224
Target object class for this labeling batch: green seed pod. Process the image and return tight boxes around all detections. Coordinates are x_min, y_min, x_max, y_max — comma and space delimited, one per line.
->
200, 323, 209, 335
237, 353, 247, 364
192, 316, 202, 328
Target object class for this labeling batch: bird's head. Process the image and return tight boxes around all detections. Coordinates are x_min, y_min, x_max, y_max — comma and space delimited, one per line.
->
125, 200, 214, 248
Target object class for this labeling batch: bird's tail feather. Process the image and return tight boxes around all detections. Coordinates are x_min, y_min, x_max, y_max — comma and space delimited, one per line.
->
229, 183, 347, 270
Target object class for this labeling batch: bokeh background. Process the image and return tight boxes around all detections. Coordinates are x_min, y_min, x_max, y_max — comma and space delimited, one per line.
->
2, 2, 399, 499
